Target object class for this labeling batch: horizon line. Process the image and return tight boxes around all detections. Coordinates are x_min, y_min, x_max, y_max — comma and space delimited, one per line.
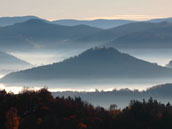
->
0, 15, 171, 22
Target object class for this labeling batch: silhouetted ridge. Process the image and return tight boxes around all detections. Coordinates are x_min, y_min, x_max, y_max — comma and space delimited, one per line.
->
21, 19, 48, 25
147, 83, 172, 94
76, 47, 121, 59
166, 60, 172, 68
52, 83, 172, 108
0, 16, 44, 26
58, 47, 133, 65
52, 19, 135, 29
0, 18, 102, 51
108, 22, 172, 48
2, 47, 172, 83
148, 17, 172, 23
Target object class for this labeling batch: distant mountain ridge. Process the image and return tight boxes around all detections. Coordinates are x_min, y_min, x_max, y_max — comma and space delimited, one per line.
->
0, 19, 102, 51
0, 15, 172, 28
77, 22, 158, 42
1, 47, 172, 83
0, 16, 49, 26
148, 17, 172, 23
74, 21, 172, 49
0, 51, 32, 75
108, 22, 172, 48
52, 83, 172, 108
166, 60, 172, 68
0, 51, 30, 65
1, 17, 172, 51
52, 17, 172, 29
52, 19, 135, 29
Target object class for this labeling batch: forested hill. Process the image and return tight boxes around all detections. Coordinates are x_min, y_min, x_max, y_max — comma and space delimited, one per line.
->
1, 88, 172, 129
2, 47, 172, 83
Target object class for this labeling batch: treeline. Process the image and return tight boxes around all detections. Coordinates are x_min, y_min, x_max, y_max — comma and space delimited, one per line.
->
52, 83, 172, 108
1, 88, 172, 129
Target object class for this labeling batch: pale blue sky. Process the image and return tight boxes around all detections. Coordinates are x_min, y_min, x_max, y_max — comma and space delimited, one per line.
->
0, 0, 171, 20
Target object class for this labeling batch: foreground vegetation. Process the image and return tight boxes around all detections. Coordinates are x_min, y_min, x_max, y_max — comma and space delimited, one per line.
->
1, 88, 172, 129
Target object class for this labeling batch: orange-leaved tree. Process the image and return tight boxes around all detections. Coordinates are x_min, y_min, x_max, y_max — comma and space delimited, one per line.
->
5, 107, 20, 129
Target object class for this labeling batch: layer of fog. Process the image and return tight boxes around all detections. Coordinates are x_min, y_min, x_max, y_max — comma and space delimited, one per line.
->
1, 48, 172, 94
1, 78, 172, 108
8, 48, 172, 67
9, 49, 83, 66
1, 77, 172, 93
119, 48, 172, 66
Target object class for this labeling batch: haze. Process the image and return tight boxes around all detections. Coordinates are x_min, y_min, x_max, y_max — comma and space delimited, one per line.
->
0, 0, 172, 20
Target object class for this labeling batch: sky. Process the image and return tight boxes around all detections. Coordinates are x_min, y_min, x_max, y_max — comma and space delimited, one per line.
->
0, 0, 171, 20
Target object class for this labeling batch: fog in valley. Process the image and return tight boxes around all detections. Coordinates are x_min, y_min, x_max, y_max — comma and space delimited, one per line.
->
1, 17, 172, 109
0, 49, 172, 93
119, 48, 172, 66
1, 48, 172, 95
8, 48, 172, 67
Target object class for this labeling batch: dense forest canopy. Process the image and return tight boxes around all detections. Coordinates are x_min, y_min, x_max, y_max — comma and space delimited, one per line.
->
1, 88, 172, 129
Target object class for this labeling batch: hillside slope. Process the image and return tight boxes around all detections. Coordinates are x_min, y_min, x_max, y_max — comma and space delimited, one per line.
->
2, 47, 172, 83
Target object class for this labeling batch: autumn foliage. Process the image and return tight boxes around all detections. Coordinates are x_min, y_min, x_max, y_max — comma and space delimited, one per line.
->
1, 89, 172, 129
5, 108, 19, 129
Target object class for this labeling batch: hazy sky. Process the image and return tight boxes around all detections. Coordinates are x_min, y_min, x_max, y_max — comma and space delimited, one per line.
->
0, 0, 171, 20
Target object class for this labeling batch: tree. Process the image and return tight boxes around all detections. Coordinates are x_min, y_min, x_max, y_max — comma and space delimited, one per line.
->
5, 107, 20, 129
109, 104, 118, 111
